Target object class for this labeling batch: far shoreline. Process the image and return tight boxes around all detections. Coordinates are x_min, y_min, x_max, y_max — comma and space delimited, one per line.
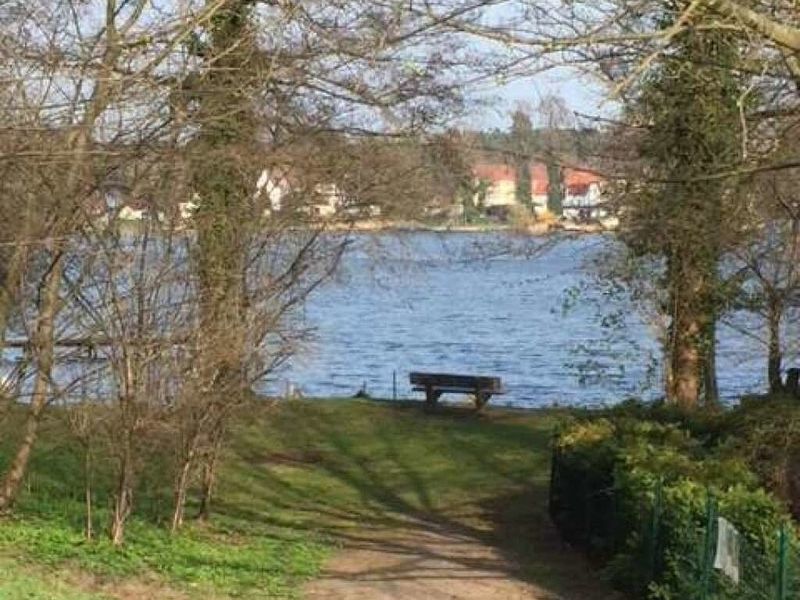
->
258, 394, 604, 414
113, 217, 618, 236
322, 217, 619, 235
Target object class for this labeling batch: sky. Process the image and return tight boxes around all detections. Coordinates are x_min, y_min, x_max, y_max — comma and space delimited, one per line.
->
462, 2, 617, 131
466, 66, 614, 131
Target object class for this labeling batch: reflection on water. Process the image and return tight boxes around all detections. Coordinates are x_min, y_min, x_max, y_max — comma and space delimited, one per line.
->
269, 232, 773, 407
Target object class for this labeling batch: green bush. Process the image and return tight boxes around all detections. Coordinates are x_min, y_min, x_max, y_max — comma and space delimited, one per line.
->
551, 416, 798, 599
719, 398, 800, 520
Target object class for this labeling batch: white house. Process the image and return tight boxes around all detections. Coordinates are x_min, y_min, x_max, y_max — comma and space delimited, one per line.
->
562, 179, 606, 221
255, 168, 290, 214
312, 183, 345, 217
254, 168, 346, 219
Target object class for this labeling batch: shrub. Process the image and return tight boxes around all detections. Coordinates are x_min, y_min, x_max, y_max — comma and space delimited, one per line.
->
720, 398, 800, 520
551, 416, 797, 599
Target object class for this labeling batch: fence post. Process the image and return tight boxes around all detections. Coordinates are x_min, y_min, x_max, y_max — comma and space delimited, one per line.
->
392, 370, 397, 401
585, 479, 593, 551
548, 433, 559, 521
647, 477, 664, 586
777, 523, 788, 600
700, 491, 717, 600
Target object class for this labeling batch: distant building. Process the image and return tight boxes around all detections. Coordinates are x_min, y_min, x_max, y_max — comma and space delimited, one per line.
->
117, 197, 163, 221
472, 162, 605, 220
530, 163, 550, 212
563, 172, 605, 221
312, 183, 345, 217
255, 168, 290, 214
472, 164, 517, 208
179, 198, 198, 221
255, 168, 347, 219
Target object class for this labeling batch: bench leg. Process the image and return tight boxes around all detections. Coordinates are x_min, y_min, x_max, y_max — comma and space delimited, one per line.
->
425, 387, 442, 406
787, 368, 800, 397
474, 392, 490, 411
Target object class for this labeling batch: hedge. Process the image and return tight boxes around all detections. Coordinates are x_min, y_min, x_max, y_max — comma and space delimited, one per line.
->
550, 416, 799, 599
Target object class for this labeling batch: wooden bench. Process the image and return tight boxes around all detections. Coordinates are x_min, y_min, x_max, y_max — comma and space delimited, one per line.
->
409, 372, 506, 410
787, 368, 800, 397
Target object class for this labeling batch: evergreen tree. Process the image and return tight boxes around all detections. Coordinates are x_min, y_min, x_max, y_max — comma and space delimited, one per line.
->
510, 110, 535, 209
546, 161, 564, 216
620, 5, 746, 408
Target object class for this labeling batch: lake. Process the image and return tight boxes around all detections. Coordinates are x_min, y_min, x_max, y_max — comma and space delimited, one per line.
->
270, 232, 776, 407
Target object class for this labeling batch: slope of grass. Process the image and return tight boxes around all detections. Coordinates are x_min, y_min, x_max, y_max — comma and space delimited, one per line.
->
0, 556, 110, 600
0, 399, 595, 598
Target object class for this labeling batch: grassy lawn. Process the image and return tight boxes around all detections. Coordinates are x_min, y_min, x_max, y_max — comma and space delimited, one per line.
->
0, 556, 110, 600
0, 399, 589, 598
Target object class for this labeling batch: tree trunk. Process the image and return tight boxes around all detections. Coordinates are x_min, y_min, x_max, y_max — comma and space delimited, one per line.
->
0, 44, 109, 508
666, 251, 706, 410
84, 444, 93, 541
0, 253, 63, 512
197, 426, 224, 522
702, 319, 719, 405
170, 442, 198, 533
767, 296, 784, 394
671, 315, 702, 409
0, 247, 24, 357
170, 460, 191, 533
109, 435, 134, 546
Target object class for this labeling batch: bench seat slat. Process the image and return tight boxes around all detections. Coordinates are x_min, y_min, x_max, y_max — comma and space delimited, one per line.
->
411, 385, 506, 395
410, 372, 502, 389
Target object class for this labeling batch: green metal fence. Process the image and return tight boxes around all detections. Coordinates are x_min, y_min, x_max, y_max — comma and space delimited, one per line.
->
549, 445, 800, 599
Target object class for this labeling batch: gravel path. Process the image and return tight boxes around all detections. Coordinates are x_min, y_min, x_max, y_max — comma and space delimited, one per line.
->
303, 513, 617, 600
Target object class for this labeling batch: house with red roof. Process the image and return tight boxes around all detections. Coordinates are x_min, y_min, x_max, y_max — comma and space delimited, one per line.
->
472, 161, 606, 220
472, 164, 517, 209
561, 168, 606, 220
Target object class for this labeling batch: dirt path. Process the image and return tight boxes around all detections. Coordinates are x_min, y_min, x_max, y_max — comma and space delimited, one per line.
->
303, 513, 616, 600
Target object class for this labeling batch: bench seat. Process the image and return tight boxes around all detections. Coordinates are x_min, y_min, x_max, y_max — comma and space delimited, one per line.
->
409, 371, 506, 410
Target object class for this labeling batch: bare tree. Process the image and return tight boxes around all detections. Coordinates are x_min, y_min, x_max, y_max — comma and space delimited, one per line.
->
0, 0, 545, 537
0, 0, 122, 508
730, 163, 800, 393
162, 0, 505, 527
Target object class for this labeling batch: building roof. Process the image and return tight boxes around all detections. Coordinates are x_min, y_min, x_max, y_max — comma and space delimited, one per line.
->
472, 163, 515, 183
564, 168, 602, 186
473, 162, 603, 196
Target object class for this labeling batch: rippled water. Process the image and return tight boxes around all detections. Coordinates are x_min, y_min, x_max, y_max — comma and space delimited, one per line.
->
1, 232, 781, 408
270, 232, 777, 408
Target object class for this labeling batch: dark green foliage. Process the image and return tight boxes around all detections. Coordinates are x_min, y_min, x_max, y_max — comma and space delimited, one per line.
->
624, 16, 744, 256
721, 398, 800, 519
546, 161, 564, 216
605, 398, 728, 444
591, 396, 800, 519
477, 126, 603, 160
511, 110, 535, 208
551, 413, 799, 598
616, 5, 750, 407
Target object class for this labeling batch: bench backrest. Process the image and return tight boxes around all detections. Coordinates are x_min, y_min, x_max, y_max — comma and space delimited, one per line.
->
409, 372, 503, 392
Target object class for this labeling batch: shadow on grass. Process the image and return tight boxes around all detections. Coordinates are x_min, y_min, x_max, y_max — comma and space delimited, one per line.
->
217, 400, 615, 599
1, 400, 614, 598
